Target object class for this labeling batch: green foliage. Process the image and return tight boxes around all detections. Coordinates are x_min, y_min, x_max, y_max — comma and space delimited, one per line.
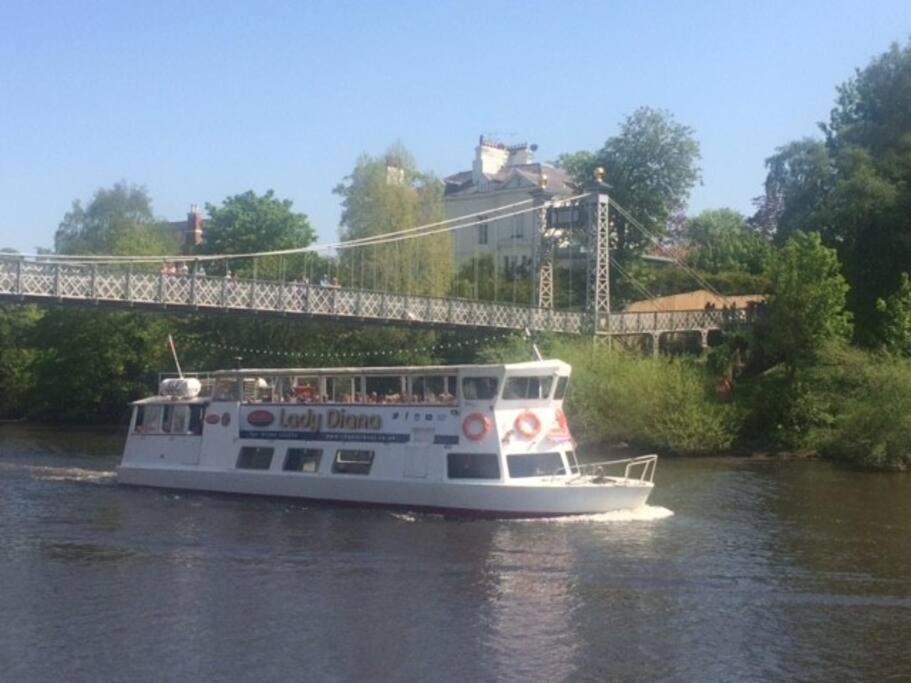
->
478, 337, 738, 455
450, 254, 533, 304
200, 190, 315, 279
333, 144, 451, 296
28, 309, 172, 423
685, 208, 771, 275
0, 305, 41, 419
755, 40, 911, 343
644, 266, 770, 298
817, 348, 911, 471
554, 342, 738, 455
876, 272, 911, 356
54, 182, 177, 256
559, 107, 702, 256
763, 232, 851, 377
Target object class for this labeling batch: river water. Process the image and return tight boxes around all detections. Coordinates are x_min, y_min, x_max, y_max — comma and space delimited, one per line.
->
1, 425, 909, 682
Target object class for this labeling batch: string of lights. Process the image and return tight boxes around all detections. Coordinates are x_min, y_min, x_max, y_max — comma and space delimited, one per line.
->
182, 332, 520, 363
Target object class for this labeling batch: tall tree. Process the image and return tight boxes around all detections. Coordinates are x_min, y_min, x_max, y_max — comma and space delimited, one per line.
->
333, 144, 451, 297
558, 107, 702, 257
877, 273, 911, 357
754, 40, 911, 343
763, 232, 852, 379
55, 182, 176, 256
200, 190, 315, 279
685, 208, 771, 275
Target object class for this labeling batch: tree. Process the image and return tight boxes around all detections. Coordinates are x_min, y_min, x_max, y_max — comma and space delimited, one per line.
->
333, 144, 451, 297
685, 208, 771, 275
754, 40, 911, 343
752, 139, 833, 241
877, 273, 911, 356
55, 182, 176, 256
764, 232, 852, 378
558, 107, 702, 257
200, 190, 315, 279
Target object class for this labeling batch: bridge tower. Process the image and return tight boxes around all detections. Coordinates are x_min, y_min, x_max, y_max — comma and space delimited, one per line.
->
534, 169, 611, 340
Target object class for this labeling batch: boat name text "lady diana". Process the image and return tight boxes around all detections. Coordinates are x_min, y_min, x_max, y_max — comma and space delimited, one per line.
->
279, 408, 383, 432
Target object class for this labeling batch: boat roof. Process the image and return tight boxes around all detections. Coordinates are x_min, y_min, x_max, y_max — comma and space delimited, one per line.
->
210, 359, 570, 378
131, 396, 210, 406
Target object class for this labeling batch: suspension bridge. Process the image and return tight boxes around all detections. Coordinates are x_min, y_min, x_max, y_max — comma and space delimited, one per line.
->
0, 186, 752, 351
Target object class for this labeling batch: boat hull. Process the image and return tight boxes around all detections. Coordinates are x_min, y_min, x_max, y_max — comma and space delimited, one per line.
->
117, 465, 654, 518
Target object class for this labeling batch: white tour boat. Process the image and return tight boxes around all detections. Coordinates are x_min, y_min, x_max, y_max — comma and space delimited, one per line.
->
117, 359, 657, 517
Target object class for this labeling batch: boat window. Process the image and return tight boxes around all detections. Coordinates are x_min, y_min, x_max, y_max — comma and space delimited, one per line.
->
188, 405, 205, 435
161, 405, 174, 433
326, 376, 357, 403
213, 379, 239, 401
242, 377, 271, 402
554, 376, 569, 400
236, 446, 274, 470
365, 375, 404, 403
462, 377, 498, 401
507, 452, 564, 478
282, 448, 323, 472
332, 449, 374, 475
293, 376, 320, 402
162, 405, 190, 434
284, 448, 322, 473
410, 375, 457, 404
136, 404, 162, 433
134, 406, 148, 433
565, 450, 579, 472
447, 452, 500, 480
502, 376, 554, 400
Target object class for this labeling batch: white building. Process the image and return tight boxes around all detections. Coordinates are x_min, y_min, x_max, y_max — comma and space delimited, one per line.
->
443, 137, 575, 271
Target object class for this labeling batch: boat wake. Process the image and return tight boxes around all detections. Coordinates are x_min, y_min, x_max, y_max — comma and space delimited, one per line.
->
0, 462, 116, 484
531, 505, 674, 524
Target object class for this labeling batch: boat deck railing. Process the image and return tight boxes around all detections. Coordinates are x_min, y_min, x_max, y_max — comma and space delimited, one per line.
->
554, 454, 658, 484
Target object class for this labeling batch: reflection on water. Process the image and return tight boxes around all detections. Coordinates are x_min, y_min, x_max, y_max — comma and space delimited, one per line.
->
1, 424, 910, 681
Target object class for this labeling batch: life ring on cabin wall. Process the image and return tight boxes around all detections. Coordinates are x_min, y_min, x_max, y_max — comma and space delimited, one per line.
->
463, 413, 492, 441
514, 411, 541, 439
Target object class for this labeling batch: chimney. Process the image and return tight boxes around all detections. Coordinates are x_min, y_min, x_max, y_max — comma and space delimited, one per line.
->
506, 143, 536, 167
472, 135, 510, 185
187, 204, 204, 246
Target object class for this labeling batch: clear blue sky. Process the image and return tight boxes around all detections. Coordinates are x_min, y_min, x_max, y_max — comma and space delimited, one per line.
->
1, 1, 909, 253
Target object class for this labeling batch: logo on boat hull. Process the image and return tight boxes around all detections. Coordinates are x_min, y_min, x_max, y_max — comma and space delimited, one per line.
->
246, 410, 275, 427
205, 414, 221, 425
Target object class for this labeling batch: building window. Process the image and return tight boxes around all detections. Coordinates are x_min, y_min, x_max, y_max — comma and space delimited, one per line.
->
507, 452, 565, 478
478, 223, 488, 245
284, 448, 322, 473
462, 377, 498, 400
502, 376, 554, 400
333, 450, 374, 475
447, 452, 500, 480
237, 447, 274, 470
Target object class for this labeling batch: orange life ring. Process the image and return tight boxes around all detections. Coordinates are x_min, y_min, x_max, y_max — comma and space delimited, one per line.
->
463, 413, 492, 441
514, 411, 541, 439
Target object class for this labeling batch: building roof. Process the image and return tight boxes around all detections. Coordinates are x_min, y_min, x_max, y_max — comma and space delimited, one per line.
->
443, 162, 575, 198
623, 289, 766, 313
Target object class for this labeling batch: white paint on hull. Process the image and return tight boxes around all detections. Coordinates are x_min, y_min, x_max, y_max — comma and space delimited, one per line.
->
117, 465, 653, 517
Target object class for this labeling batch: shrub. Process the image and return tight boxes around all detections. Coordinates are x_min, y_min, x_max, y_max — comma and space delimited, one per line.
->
548, 341, 739, 455
817, 348, 911, 470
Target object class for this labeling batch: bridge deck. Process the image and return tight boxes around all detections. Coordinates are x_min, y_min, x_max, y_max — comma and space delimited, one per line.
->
0, 260, 740, 336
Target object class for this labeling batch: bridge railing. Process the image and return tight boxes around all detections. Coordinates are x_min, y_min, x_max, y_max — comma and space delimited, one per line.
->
0, 258, 754, 335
